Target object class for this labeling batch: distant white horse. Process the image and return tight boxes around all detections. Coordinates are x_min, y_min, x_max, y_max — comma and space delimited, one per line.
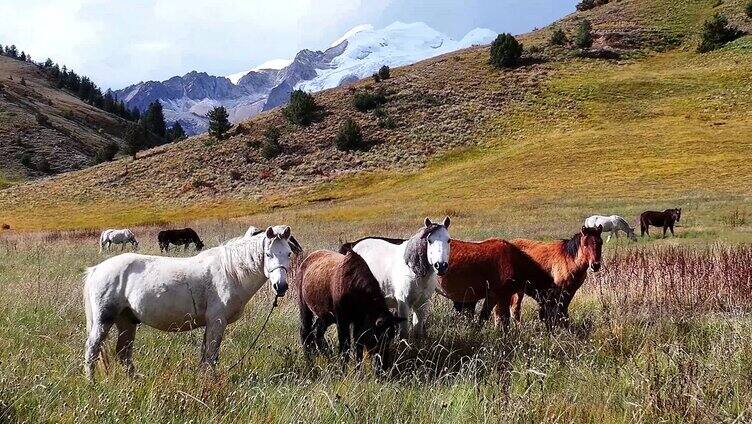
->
585, 215, 637, 242
83, 225, 295, 380
99, 229, 138, 253
341, 217, 451, 339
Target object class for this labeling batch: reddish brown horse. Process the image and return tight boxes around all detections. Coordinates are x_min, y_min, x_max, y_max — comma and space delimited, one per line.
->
438, 238, 557, 328
509, 225, 603, 324
298, 248, 404, 369
639, 208, 681, 237
452, 226, 604, 326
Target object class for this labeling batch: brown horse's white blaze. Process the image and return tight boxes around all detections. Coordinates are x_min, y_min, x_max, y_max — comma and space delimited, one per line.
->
510, 225, 603, 325
297, 249, 404, 370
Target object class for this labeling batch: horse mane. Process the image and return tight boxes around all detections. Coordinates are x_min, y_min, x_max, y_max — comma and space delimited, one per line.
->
404, 225, 442, 277
339, 236, 405, 254
561, 233, 581, 258
341, 249, 380, 287
211, 234, 266, 287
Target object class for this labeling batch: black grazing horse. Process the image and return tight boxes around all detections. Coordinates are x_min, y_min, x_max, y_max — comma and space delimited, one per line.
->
639, 208, 681, 237
158, 228, 205, 252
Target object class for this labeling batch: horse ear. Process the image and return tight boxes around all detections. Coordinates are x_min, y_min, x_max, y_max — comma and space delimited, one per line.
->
443, 216, 451, 228
597, 224, 603, 234
424, 217, 432, 227
281, 226, 291, 239
265, 226, 275, 239
581, 225, 587, 235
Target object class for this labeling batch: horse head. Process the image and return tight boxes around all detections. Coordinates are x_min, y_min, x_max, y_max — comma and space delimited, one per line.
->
263, 226, 293, 296
365, 313, 406, 370
674, 208, 682, 222
421, 216, 451, 276
580, 225, 603, 272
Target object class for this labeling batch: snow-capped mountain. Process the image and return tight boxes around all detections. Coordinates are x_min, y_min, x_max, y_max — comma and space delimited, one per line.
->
114, 23, 497, 135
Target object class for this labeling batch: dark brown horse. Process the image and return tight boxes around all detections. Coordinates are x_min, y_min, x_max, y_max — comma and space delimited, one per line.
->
298, 248, 404, 369
158, 228, 205, 252
438, 239, 556, 328
639, 208, 681, 237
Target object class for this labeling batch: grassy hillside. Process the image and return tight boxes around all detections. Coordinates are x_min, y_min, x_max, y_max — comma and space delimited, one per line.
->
1, 0, 751, 237
0, 56, 129, 181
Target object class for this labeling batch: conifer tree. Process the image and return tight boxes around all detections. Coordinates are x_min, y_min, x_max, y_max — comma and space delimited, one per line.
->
207, 106, 231, 139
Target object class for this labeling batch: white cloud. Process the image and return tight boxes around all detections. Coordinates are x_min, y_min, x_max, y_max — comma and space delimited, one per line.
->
0, 0, 572, 89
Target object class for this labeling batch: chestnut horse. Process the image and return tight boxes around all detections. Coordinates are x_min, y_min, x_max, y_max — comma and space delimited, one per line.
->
437, 239, 557, 329
639, 208, 681, 237
453, 226, 604, 326
298, 248, 404, 370
509, 225, 603, 325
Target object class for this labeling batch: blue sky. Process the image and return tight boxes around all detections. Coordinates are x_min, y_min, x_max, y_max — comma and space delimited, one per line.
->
0, 0, 576, 90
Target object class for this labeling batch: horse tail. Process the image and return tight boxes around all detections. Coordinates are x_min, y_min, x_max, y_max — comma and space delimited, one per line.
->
83, 268, 93, 335
296, 256, 314, 347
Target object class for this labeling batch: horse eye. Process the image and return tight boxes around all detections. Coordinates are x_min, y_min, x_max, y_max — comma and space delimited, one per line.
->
287, 252, 292, 257
266, 252, 273, 258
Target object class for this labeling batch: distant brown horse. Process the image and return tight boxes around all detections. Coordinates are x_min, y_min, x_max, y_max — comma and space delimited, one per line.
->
510, 226, 603, 325
298, 248, 404, 369
438, 238, 559, 328
639, 208, 681, 237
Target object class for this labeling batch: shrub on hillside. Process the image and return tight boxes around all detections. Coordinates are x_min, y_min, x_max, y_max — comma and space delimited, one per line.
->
123, 123, 147, 159
93, 141, 119, 164
334, 118, 363, 151
489, 33, 523, 68
378, 65, 391, 80
353, 90, 386, 112
283, 89, 317, 126
698, 14, 744, 52
261, 126, 282, 159
35, 112, 50, 126
576, 0, 608, 11
573, 20, 594, 49
372, 73, 381, 83
747, 0, 752, 18
36, 158, 51, 174
549, 28, 568, 46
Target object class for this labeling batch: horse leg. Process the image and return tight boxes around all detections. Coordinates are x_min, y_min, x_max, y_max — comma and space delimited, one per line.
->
670, 224, 675, 236
479, 297, 495, 324
336, 319, 352, 363
510, 291, 524, 323
314, 317, 332, 354
492, 295, 512, 331
114, 316, 137, 376
85, 317, 114, 381
395, 301, 410, 339
200, 317, 227, 368
298, 301, 316, 353
662, 225, 668, 238
410, 302, 429, 339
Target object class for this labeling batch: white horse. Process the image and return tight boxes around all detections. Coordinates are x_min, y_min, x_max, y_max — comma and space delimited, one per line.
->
99, 229, 138, 253
341, 217, 451, 339
585, 215, 637, 242
83, 225, 295, 380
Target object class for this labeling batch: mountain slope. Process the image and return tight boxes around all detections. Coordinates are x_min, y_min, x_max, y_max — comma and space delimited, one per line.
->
1, 0, 752, 231
0, 56, 129, 182
113, 23, 497, 135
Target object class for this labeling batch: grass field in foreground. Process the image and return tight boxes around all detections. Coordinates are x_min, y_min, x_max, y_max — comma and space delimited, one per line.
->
1, 221, 752, 422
